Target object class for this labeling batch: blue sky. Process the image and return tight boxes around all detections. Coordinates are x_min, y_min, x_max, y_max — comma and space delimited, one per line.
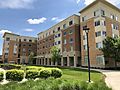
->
0, 0, 120, 55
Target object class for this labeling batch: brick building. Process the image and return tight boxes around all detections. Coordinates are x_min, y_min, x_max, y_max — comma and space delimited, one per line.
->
37, 15, 81, 67
80, 0, 120, 68
2, 32, 37, 64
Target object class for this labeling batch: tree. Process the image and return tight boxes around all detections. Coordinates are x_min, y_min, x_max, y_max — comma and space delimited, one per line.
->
101, 37, 120, 68
28, 52, 36, 65
50, 46, 61, 64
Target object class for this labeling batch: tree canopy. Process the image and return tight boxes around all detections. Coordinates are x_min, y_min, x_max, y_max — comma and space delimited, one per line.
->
50, 46, 61, 62
101, 37, 120, 67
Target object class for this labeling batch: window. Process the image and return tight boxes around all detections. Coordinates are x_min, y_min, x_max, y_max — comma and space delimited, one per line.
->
94, 10, 99, 17
102, 31, 106, 36
69, 20, 73, 26
29, 40, 32, 42
58, 33, 60, 37
82, 16, 86, 22
69, 30, 73, 34
111, 24, 119, 30
113, 34, 118, 38
64, 32, 67, 36
95, 21, 100, 26
101, 20, 106, 26
58, 41, 61, 44
6, 37, 10, 41
96, 42, 103, 49
84, 56, 88, 64
83, 45, 87, 50
83, 35, 87, 40
101, 10, 105, 16
23, 44, 26, 46
96, 55, 105, 65
64, 39, 67, 44
53, 30, 55, 33
69, 38, 73, 43
95, 31, 101, 37
24, 39, 26, 41
58, 27, 60, 31
29, 44, 32, 47
111, 14, 115, 19
63, 24, 66, 29
23, 48, 26, 52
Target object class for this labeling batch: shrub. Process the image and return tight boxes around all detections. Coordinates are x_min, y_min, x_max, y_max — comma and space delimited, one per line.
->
6, 69, 24, 81
26, 70, 39, 79
51, 68, 62, 78
26, 66, 44, 71
39, 69, 51, 79
0, 64, 22, 70
0, 71, 3, 81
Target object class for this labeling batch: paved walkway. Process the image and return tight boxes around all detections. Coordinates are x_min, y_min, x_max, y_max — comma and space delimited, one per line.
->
80, 67, 120, 90
101, 70, 120, 90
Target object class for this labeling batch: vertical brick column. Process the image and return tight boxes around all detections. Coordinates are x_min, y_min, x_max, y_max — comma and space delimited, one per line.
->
61, 57, 64, 66
74, 55, 77, 67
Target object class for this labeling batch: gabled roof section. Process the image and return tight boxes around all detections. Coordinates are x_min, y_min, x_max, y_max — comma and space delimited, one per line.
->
79, 0, 120, 13
3, 32, 19, 38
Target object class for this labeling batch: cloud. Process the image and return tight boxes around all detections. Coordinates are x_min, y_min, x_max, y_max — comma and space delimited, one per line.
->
24, 28, 34, 32
27, 17, 47, 24
0, 0, 36, 9
84, 0, 120, 6
51, 17, 64, 22
76, 0, 81, 4
0, 30, 12, 37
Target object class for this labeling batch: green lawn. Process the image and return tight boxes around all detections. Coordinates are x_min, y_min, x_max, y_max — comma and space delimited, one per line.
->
0, 67, 109, 90
61, 68, 103, 82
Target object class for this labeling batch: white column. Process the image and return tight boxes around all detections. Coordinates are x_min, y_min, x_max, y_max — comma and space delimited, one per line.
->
67, 56, 70, 67
74, 55, 77, 67
61, 57, 64, 66
47, 58, 49, 66
41, 59, 42, 65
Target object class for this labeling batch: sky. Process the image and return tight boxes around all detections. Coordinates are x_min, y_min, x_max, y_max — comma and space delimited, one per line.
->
0, 0, 120, 55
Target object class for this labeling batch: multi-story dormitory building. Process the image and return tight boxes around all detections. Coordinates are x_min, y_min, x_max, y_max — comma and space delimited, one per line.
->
36, 0, 120, 68
37, 15, 80, 67
2, 0, 120, 68
2, 32, 37, 64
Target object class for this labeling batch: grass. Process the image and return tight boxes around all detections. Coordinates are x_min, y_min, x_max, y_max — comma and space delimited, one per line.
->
0, 66, 110, 90
61, 68, 103, 82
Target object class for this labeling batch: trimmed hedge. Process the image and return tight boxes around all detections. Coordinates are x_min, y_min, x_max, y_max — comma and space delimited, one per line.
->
26, 70, 39, 79
40, 69, 51, 79
0, 64, 22, 70
6, 69, 24, 81
0, 71, 3, 81
51, 68, 62, 78
26, 66, 44, 71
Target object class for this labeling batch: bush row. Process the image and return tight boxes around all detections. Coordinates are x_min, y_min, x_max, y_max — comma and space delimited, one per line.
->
0, 64, 22, 70
5, 68, 62, 81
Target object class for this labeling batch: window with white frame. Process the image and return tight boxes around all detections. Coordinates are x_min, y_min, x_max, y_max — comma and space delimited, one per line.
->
96, 55, 105, 65
95, 31, 101, 37
94, 10, 100, 17
96, 42, 103, 49
83, 45, 87, 50
82, 16, 87, 22
95, 21, 100, 26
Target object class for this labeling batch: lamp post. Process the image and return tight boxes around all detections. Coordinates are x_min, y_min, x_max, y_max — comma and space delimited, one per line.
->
83, 25, 91, 82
